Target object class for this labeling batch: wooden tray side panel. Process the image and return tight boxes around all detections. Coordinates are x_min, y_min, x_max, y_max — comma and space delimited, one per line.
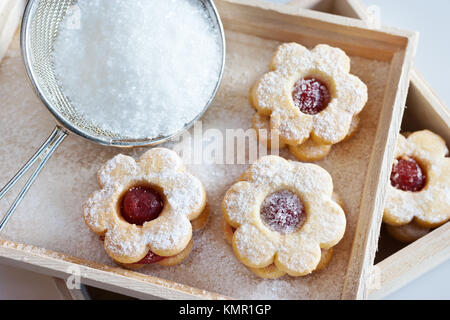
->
288, 0, 372, 20
403, 71, 450, 142
369, 69, 450, 299
369, 223, 450, 299
332, 0, 371, 20
333, 0, 450, 300
0, 240, 227, 300
216, 0, 412, 61
341, 49, 416, 299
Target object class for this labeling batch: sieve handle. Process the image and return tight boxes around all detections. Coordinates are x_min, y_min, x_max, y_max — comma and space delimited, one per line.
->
0, 126, 67, 232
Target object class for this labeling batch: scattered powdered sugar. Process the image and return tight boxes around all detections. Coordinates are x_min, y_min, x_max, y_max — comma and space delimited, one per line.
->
0, 241, 68, 260
1, 30, 391, 299
53, 0, 222, 139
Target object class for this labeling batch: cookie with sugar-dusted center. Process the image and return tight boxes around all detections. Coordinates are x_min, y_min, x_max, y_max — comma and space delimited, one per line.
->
250, 43, 367, 147
384, 130, 450, 228
222, 190, 344, 245
83, 148, 206, 265
222, 155, 346, 277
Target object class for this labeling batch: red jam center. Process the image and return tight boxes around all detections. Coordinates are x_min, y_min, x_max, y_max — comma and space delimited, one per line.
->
260, 190, 306, 233
390, 158, 426, 192
120, 186, 164, 225
292, 77, 331, 115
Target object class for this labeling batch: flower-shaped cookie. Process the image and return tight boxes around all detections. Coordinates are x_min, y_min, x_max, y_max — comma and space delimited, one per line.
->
250, 43, 367, 146
83, 148, 206, 264
384, 130, 450, 228
222, 156, 346, 276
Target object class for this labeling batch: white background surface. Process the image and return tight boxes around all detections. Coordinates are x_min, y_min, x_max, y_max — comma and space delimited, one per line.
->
0, 0, 448, 300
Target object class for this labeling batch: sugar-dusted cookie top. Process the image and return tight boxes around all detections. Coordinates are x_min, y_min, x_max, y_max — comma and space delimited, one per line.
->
83, 148, 206, 264
384, 130, 450, 228
222, 155, 346, 276
252, 111, 361, 162
250, 43, 368, 146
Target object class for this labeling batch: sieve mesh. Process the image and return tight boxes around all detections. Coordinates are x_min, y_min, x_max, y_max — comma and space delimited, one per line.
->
22, 0, 225, 146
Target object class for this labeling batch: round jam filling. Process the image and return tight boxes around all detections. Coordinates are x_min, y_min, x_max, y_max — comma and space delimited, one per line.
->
260, 190, 306, 233
390, 158, 426, 192
134, 250, 165, 265
120, 186, 164, 225
292, 77, 331, 115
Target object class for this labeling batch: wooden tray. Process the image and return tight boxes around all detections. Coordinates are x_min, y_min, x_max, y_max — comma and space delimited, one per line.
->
290, 0, 449, 299
368, 32, 450, 300
0, 0, 417, 299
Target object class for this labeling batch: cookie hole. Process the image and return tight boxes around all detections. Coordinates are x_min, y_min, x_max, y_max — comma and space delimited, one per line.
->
292, 75, 332, 115
390, 156, 427, 192
260, 190, 306, 234
118, 183, 165, 226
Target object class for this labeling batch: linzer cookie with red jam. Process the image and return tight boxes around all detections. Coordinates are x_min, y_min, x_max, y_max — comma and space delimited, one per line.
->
83, 148, 208, 269
222, 156, 346, 279
249, 43, 367, 161
384, 130, 450, 243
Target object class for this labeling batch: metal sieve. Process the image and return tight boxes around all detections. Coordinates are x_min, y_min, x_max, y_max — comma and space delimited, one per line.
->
0, 0, 225, 231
